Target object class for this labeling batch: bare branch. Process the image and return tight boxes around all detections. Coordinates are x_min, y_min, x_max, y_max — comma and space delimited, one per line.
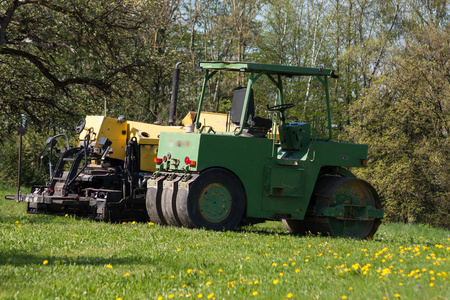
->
19, 37, 77, 53
0, 46, 107, 91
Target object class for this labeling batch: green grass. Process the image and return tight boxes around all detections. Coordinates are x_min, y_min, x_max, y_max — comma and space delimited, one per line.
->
1, 185, 448, 300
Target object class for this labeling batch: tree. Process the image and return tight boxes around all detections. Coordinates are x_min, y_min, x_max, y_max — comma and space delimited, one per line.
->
0, 0, 182, 139
347, 24, 450, 228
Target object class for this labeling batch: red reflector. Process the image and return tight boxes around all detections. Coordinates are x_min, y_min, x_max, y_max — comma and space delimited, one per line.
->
185, 157, 196, 167
154, 158, 163, 164
361, 159, 367, 166
163, 156, 167, 162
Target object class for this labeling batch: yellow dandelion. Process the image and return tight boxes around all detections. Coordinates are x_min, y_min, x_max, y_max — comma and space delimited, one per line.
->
177, 248, 181, 252
123, 272, 130, 277
352, 263, 360, 270
295, 269, 300, 273
430, 282, 435, 287
207, 293, 214, 299
106, 264, 113, 269
246, 256, 250, 260
279, 272, 284, 276
287, 293, 293, 298
170, 275, 175, 279
157, 297, 163, 300
254, 280, 259, 284
116, 298, 122, 300
148, 222, 155, 226
252, 291, 258, 296
218, 269, 223, 273
394, 293, 400, 298
198, 293, 203, 298
187, 269, 192, 274
206, 281, 211, 285
349, 287, 353, 291
182, 284, 187, 288
342, 296, 347, 299
273, 279, 279, 285
168, 295, 174, 299
43, 260, 49, 265
272, 262, 277, 267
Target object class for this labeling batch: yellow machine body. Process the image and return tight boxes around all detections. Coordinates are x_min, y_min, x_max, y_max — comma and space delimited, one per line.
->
77, 113, 228, 172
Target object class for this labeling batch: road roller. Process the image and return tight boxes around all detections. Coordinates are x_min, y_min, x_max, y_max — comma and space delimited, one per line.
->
147, 62, 383, 239
6, 62, 383, 239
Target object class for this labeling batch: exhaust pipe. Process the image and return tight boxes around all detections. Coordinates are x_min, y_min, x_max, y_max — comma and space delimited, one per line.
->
169, 62, 182, 126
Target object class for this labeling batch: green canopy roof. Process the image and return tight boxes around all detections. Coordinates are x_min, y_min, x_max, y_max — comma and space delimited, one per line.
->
199, 61, 337, 78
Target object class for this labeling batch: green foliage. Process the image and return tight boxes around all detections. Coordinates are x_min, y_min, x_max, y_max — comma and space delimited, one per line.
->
0, 195, 449, 300
347, 25, 450, 229
0, 128, 53, 187
1, 0, 450, 229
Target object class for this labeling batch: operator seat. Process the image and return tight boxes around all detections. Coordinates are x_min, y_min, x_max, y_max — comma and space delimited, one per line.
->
231, 87, 272, 137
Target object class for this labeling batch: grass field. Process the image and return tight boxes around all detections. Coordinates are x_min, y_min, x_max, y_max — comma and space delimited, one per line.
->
0, 185, 448, 300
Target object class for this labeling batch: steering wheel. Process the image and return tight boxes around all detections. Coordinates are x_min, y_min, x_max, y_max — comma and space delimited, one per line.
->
266, 103, 296, 112
75, 118, 86, 134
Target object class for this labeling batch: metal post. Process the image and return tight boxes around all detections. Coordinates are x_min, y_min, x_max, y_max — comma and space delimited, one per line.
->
16, 127, 26, 201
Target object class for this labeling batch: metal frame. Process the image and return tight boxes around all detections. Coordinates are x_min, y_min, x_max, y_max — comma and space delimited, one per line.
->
195, 62, 336, 140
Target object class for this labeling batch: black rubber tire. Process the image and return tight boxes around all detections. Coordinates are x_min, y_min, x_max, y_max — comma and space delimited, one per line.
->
161, 177, 182, 226
176, 168, 245, 231
145, 176, 167, 225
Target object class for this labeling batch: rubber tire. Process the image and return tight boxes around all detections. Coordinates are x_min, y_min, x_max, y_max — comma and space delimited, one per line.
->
161, 177, 182, 226
177, 168, 245, 231
146, 177, 167, 225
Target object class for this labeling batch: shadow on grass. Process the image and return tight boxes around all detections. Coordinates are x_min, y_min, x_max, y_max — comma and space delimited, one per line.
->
0, 249, 154, 267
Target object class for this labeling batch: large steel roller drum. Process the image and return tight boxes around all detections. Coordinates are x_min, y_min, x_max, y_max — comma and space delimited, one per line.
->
283, 176, 382, 239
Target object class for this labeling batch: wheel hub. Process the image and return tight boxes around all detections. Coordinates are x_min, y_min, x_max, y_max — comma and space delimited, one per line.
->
198, 183, 232, 223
